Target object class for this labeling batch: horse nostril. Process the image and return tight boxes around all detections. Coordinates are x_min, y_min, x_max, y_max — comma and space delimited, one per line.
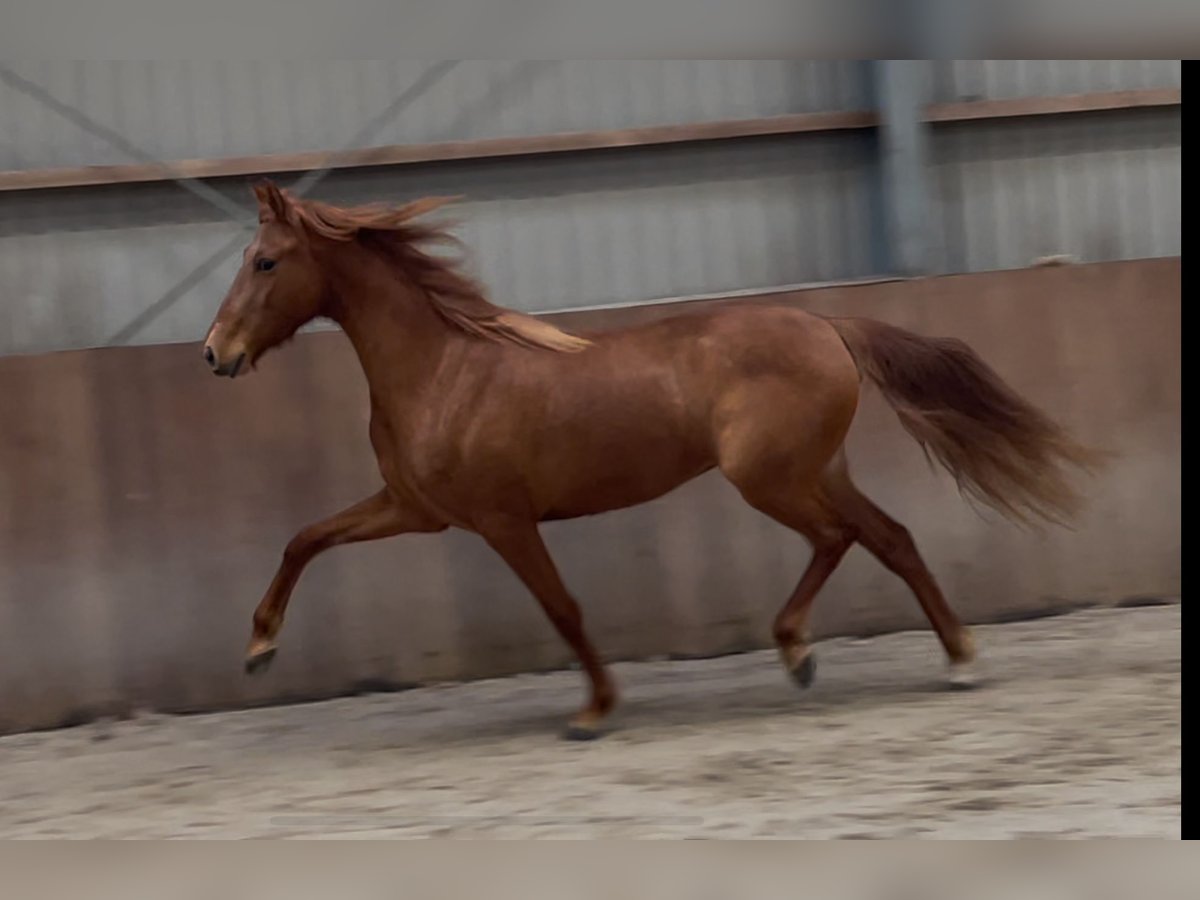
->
203, 345, 216, 369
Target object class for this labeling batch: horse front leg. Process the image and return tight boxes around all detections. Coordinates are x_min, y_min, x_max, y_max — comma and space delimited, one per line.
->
245, 489, 443, 674
479, 518, 617, 740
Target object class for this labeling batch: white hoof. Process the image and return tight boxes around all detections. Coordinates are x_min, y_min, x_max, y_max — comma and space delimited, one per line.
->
947, 660, 980, 690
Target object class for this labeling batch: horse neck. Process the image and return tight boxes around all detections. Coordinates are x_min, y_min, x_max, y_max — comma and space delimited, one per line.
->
321, 243, 456, 403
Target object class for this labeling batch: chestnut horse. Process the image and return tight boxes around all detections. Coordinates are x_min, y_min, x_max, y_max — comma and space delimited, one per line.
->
203, 181, 1097, 739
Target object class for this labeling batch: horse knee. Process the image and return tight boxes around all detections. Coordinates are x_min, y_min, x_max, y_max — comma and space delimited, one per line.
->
827, 527, 858, 556
282, 531, 325, 566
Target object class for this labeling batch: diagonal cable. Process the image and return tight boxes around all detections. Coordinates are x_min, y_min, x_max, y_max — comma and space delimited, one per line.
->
0, 64, 256, 225
105, 233, 249, 348
98, 60, 463, 346
290, 59, 462, 198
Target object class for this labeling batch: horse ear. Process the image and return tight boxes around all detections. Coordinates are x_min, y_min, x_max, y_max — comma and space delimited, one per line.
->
252, 180, 290, 221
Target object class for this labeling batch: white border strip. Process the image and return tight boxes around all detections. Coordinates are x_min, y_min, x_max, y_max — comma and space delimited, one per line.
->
539, 276, 908, 317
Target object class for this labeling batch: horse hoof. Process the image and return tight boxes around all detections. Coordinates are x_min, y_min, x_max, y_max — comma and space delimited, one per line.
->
244, 646, 277, 676
946, 660, 979, 690
562, 721, 602, 742
790, 652, 816, 689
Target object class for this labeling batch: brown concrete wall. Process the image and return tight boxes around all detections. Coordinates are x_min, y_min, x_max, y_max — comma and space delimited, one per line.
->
0, 259, 1180, 734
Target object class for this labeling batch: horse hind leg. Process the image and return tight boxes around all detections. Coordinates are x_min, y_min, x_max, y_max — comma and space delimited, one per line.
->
738, 484, 857, 688
717, 388, 860, 687
721, 435, 856, 687
822, 468, 979, 687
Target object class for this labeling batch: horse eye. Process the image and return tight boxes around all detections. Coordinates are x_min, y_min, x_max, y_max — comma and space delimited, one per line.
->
255, 258, 276, 272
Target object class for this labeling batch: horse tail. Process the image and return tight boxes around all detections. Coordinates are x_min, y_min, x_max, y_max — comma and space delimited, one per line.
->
829, 317, 1104, 526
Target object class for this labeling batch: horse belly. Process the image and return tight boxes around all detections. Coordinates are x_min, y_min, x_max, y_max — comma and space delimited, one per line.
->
537, 429, 713, 521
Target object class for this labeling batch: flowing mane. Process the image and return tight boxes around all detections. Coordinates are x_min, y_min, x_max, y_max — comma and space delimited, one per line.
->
260, 182, 590, 353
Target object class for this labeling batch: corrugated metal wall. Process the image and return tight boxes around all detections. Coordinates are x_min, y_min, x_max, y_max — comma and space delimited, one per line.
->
0, 60, 1182, 358
921, 60, 1181, 272
929, 60, 1182, 102
930, 107, 1182, 272
0, 60, 868, 169
0, 132, 879, 354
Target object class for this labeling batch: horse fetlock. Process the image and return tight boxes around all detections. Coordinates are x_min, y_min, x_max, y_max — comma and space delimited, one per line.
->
594, 672, 618, 708
251, 610, 282, 640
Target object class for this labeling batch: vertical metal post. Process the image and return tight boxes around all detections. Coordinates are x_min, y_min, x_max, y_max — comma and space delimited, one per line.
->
873, 59, 934, 277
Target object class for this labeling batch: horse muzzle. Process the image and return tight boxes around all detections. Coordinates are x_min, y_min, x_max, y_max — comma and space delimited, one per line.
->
203, 345, 247, 378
